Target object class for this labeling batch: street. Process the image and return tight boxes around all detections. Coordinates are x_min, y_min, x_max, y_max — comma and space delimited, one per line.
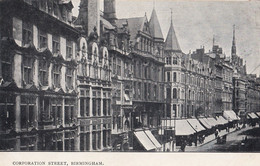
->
186, 126, 260, 152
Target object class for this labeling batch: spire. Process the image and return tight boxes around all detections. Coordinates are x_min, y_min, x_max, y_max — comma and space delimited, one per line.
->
149, 8, 164, 39
165, 9, 181, 52
232, 24, 236, 55
213, 35, 215, 46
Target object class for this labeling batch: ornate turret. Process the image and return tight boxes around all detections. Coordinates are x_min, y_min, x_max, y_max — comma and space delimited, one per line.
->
165, 10, 181, 52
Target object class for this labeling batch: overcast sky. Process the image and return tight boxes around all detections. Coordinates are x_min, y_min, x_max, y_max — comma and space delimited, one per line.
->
72, 0, 260, 76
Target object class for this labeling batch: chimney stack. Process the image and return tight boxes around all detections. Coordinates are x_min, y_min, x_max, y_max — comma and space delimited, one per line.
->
75, 0, 100, 36
104, 0, 117, 24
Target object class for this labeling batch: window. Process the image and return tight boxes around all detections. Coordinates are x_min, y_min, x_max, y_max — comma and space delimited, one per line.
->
124, 62, 129, 77
99, 52, 103, 64
53, 64, 61, 87
166, 57, 171, 65
39, 60, 48, 86
39, 0, 47, 11
61, 6, 67, 21
65, 99, 74, 125
66, 40, 73, 59
66, 68, 73, 89
23, 57, 34, 84
52, 35, 60, 54
47, 0, 53, 14
173, 57, 178, 65
92, 98, 96, 116
22, 22, 33, 46
20, 96, 36, 129
117, 58, 121, 76
51, 99, 62, 126
39, 29, 47, 49
1, 52, 12, 82
173, 72, 177, 82
53, 2, 58, 16
92, 131, 97, 150
80, 98, 84, 117
103, 99, 107, 116
112, 57, 116, 75
167, 72, 170, 82
0, 94, 15, 131
172, 104, 177, 117
173, 88, 177, 99
97, 99, 101, 116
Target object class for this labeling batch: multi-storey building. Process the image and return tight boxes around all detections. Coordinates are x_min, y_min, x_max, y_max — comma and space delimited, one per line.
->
246, 75, 260, 114
0, 0, 79, 151
112, 8, 165, 151
101, 0, 133, 151
231, 26, 247, 119
97, 1, 165, 151
74, 0, 112, 151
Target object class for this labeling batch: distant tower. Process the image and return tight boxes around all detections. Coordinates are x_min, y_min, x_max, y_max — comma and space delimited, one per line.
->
104, 0, 117, 24
74, 0, 100, 36
231, 24, 236, 56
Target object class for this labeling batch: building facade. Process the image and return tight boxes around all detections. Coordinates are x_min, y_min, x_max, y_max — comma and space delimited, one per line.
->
74, 0, 112, 152
0, 0, 79, 151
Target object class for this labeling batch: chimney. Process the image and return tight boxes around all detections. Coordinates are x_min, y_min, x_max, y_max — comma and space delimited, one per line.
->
104, 0, 117, 24
75, 0, 100, 36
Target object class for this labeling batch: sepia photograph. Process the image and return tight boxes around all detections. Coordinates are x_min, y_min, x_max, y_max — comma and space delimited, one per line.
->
1, 0, 260, 164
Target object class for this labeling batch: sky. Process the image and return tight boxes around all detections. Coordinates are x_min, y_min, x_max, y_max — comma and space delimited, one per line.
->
72, 0, 260, 76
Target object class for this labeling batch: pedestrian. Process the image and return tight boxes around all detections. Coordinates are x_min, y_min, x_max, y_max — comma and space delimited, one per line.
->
215, 129, 219, 138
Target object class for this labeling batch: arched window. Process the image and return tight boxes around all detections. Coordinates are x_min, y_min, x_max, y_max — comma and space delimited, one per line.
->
173, 88, 177, 99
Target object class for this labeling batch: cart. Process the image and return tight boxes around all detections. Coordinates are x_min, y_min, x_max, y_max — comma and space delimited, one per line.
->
216, 135, 227, 144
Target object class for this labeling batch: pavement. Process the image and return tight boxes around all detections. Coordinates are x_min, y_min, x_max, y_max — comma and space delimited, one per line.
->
176, 124, 257, 152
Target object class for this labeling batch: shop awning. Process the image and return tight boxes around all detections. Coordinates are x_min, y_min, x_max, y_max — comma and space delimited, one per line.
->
223, 110, 240, 121
134, 130, 156, 151
198, 118, 212, 129
216, 116, 229, 125
256, 112, 260, 117
247, 112, 259, 119
206, 117, 219, 126
161, 119, 196, 136
187, 119, 206, 132
144, 130, 162, 149
175, 120, 196, 136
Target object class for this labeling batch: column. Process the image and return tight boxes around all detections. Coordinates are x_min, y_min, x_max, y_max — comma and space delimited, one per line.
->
101, 89, 103, 116
15, 95, 21, 132
100, 129, 103, 150
74, 126, 80, 151
89, 127, 93, 151
34, 96, 39, 129
89, 87, 93, 117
